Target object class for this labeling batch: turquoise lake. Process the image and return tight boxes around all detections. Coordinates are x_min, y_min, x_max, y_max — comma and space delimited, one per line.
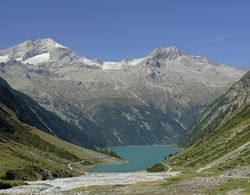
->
90, 145, 179, 172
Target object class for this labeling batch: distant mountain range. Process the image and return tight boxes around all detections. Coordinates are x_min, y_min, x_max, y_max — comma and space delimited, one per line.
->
0, 38, 247, 146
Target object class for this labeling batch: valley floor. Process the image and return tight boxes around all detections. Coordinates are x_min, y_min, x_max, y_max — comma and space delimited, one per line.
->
1, 167, 249, 194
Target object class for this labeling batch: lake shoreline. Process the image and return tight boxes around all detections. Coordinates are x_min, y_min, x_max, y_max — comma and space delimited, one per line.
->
89, 145, 179, 172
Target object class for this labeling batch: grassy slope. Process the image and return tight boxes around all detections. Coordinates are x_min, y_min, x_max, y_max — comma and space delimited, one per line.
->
166, 104, 250, 172
206, 178, 250, 194
181, 71, 250, 148
161, 72, 250, 172
0, 77, 102, 147
0, 104, 119, 185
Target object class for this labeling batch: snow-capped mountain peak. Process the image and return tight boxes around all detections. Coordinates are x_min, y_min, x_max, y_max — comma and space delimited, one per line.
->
0, 38, 245, 78
0, 38, 247, 146
0, 38, 67, 65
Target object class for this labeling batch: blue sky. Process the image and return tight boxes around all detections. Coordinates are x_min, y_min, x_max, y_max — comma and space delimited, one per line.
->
1, 0, 250, 67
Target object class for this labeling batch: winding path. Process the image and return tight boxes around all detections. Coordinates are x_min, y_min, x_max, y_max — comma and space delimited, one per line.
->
197, 141, 250, 173
159, 162, 172, 172
67, 160, 86, 171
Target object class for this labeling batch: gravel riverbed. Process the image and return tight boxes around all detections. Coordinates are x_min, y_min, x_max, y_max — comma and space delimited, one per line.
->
0, 171, 180, 194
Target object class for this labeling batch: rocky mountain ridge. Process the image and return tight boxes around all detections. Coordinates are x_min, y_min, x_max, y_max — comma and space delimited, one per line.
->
0, 38, 247, 146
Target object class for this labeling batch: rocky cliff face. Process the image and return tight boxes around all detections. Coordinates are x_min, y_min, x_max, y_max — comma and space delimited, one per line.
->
0, 38, 246, 146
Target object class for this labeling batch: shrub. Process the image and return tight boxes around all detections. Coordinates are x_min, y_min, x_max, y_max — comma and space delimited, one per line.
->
146, 163, 166, 172
0, 181, 12, 189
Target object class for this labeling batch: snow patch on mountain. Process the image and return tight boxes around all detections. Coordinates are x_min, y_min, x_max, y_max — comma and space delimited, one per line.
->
113, 130, 122, 143
0, 55, 9, 63
174, 119, 186, 130
55, 43, 67, 48
129, 57, 146, 66
102, 61, 122, 70
24, 52, 50, 64
131, 92, 149, 105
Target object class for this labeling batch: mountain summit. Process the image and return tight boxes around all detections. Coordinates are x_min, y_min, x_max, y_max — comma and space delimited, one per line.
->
148, 45, 183, 60
0, 38, 66, 61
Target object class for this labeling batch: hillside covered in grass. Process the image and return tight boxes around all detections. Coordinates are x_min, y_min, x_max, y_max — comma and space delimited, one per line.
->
0, 77, 122, 188
0, 77, 102, 147
163, 71, 250, 172
181, 71, 250, 148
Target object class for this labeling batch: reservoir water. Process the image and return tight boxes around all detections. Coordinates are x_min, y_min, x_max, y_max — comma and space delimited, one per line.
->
90, 145, 178, 172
